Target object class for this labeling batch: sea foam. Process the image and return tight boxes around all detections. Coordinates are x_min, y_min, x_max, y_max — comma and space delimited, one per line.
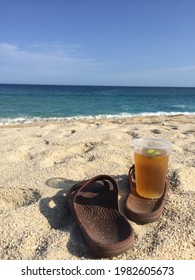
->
1, 112, 195, 126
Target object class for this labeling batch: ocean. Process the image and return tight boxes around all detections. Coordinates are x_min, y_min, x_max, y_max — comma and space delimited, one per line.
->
0, 84, 195, 125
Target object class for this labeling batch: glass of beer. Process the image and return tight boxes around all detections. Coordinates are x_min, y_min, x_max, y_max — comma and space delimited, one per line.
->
132, 138, 172, 199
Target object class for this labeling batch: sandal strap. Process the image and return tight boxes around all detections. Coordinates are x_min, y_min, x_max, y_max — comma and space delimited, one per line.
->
70, 175, 119, 206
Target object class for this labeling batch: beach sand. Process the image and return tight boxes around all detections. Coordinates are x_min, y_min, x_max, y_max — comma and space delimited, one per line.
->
0, 114, 194, 260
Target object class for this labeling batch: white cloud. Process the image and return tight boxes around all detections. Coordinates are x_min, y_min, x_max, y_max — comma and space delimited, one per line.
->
0, 42, 105, 84
0, 42, 195, 86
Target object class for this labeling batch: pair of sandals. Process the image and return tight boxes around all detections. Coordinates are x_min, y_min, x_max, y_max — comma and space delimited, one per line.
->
68, 165, 169, 258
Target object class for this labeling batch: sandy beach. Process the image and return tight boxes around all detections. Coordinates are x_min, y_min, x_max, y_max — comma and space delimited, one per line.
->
0, 114, 194, 260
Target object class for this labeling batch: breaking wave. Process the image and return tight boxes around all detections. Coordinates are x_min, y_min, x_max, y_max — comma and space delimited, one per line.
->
1, 112, 195, 126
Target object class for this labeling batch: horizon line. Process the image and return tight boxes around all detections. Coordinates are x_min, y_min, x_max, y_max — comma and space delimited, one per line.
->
0, 83, 195, 89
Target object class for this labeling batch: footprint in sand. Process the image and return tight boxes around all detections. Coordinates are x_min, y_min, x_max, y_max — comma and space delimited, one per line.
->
0, 187, 41, 211
126, 131, 139, 139
151, 129, 161, 134
4, 145, 33, 162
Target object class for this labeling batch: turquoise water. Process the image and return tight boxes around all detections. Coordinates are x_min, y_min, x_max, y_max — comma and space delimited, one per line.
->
0, 84, 195, 124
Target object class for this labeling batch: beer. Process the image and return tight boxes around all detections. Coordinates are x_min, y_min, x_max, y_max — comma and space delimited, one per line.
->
134, 149, 168, 198
132, 138, 171, 199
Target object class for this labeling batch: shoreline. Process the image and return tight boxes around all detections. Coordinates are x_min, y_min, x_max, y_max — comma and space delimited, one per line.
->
0, 114, 194, 259
0, 112, 195, 127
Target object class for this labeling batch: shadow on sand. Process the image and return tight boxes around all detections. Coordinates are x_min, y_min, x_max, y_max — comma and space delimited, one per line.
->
39, 174, 129, 258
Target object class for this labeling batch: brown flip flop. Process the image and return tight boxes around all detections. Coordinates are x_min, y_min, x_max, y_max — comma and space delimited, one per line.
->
125, 165, 169, 224
68, 175, 134, 258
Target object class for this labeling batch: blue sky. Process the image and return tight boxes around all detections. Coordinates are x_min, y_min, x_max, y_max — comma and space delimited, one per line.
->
0, 0, 195, 86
